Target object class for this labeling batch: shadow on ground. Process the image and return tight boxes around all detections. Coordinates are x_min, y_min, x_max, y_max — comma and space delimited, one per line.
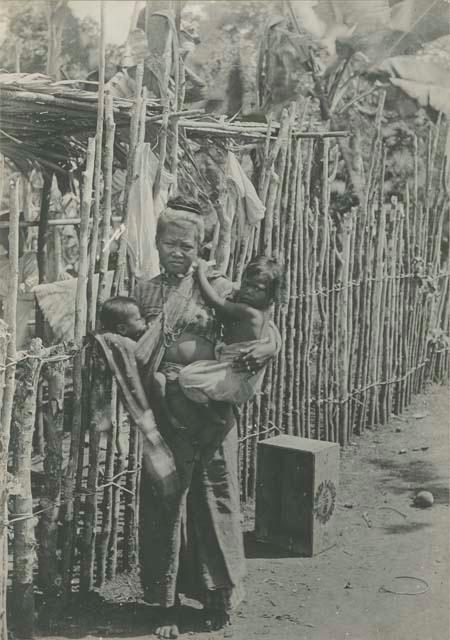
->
35, 598, 205, 639
368, 456, 449, 504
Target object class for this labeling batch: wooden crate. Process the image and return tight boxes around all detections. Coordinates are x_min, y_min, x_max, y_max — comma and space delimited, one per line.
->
255, 435, 339, 556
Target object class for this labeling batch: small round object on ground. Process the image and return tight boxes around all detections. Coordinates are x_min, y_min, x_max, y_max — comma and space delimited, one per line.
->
413, 491, 434, 508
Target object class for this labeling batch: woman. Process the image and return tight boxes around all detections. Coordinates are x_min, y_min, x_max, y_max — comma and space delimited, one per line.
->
134, 197, 280, 639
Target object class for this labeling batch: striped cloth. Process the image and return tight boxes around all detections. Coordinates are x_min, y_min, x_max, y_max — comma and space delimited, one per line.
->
95, 332, 179, 499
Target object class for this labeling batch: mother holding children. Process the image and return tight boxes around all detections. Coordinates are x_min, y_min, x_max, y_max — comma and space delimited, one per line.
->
96, 196, 282, 639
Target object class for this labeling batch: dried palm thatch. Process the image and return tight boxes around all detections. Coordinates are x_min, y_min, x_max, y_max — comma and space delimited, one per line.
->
0, 72, 346, 174
0, 73, 161, 174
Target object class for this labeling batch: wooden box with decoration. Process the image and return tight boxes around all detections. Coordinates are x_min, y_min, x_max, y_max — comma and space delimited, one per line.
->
255, 435, 339, 556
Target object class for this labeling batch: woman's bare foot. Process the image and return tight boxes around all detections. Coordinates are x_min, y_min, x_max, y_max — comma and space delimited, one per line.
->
155, 607, 179, 639
204, 609, 233, 636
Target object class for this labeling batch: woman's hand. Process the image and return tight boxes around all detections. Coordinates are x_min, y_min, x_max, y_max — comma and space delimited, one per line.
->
233, 336, 277, 374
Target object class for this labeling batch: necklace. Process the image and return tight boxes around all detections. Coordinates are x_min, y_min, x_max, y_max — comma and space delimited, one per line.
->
160, 273, 195, 348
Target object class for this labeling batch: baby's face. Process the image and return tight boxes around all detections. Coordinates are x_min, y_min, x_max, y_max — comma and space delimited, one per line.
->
122, 306, 147, 340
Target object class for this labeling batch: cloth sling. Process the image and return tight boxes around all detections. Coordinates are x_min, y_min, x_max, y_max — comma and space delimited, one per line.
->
178, 339, 268, 405
94, 332, 179, 499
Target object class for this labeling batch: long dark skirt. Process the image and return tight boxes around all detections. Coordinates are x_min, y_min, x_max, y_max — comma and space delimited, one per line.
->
139, 378, 246, 611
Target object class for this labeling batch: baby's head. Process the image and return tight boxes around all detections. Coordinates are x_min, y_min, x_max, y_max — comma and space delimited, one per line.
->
100, 296, 146, 340
237, 256, 283, 310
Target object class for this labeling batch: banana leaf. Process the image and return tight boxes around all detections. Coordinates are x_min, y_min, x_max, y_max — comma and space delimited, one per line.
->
371, 55, 450, 116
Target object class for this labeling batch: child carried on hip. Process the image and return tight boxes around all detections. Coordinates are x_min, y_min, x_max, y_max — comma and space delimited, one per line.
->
178, 255, 282, 405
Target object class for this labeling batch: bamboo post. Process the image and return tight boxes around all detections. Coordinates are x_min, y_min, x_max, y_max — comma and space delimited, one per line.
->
0, 154, 4, 209
87, 0, 106, 333
107, 399, 125, 580
96, 93, 116, 316
314, 139, 330, 439
280, 134, 301, 435
0, 321, 10, 640
61, 138, 95, 595
305, 196, 319, 438
79, 346, 107, 592
0, 176, 20, 640
299, 139, 314, 438
11, 338, 45, 639
153, 108, 170, 203
37, 346, 66, 603
112, 63, 144, 296
122, 423, 140, 571
368, 160, 387, 429
34, 381, 45, 457
36, 171, 53, 339
336, 212, 352, 443
96, 376, 116, 586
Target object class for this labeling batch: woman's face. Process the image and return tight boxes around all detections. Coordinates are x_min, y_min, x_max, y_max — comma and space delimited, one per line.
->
157, 221, 199, 276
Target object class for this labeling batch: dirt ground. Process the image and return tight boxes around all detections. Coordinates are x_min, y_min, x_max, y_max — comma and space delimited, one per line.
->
39, 384, 449, 640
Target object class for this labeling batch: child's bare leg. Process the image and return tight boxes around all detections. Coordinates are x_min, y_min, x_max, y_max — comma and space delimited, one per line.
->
152, 371, 167, 399
151, 372, 184, 431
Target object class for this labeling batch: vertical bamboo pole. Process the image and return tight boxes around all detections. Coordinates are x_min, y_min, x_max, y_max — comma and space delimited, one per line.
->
262, 171, 279, 256
122, 425, 141, 572
153, 20, 172, 203
61, 138, 95, 595
345, 216, 356, 438
274, 106, 296, 433
301, 138, 314, 438
254, 115, 273, 255
87, 0, 106, 333
314, 139, 330, 439
284, 138, 302, 435
0, 154, 4, 209
79, 346, 105, 592
36, 171, 53, 339
367, 159, 387, 428
112, 63, 144, 296
293, 141, 305, 436
329, 226, 338, 441
305, 198, 318, 438
37, 346, 66, 601
96, 376, 116, 586
0, 176, 20, 640
0, 320, 10, 640
96, 93, 116, 315
107, 399, 125, 580
11, 339, 45, 639
34, 381, 45, 457
336, 212, 352, 443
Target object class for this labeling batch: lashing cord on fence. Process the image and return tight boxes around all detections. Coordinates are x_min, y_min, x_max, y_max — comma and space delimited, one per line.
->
0, 347, 84, 372
3, 466, 141, 528
288, 271, 450, 300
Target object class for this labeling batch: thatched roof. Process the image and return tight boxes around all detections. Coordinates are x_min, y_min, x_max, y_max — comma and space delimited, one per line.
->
0, 72, 347, 176
0, 73, 162, 174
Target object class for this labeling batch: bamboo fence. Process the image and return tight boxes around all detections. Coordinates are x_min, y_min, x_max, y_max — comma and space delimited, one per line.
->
0, 93, 448, 639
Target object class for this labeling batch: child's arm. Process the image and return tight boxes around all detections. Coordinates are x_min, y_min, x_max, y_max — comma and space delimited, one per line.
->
196, 260, 255, 321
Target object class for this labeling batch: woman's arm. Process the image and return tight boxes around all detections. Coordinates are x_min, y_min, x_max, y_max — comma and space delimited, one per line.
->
233, 322, 281, 372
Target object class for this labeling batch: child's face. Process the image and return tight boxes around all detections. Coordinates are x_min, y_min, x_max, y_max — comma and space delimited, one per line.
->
237, 272, 272, 309
118, 306, 147, 340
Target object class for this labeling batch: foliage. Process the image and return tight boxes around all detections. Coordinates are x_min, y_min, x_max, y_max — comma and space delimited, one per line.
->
185, 0, 283, 113
0, 0, 108, 79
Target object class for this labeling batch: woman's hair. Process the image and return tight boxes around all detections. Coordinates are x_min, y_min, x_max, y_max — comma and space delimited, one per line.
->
243, 256, 283, 303
156, 196, 205, 244
100, 296, 140, 332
